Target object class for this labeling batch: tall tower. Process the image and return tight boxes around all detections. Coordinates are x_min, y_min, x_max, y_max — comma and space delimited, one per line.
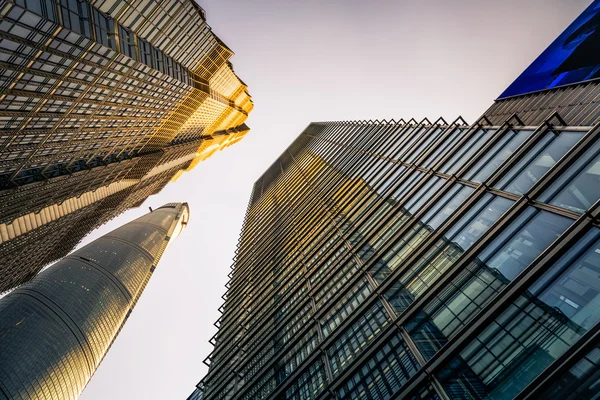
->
0, 202, 189, 400
0, 0, 252, 292
191, 2, 600, 399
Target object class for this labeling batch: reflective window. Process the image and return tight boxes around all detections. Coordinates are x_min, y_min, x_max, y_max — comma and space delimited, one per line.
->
153, 46, 164, 73
137, 38, 153, 67
385, 195, 513, 314
422, 127, 470, 169
539, 139, 600, 213
92, 8, 115, 49
369, 185, 474, 286
537, 345, 600, 400
439, 129, 496, 175
327, 302, 390, 377
406, 209, 572, 360
464, 129, 533, 183
497, 130, 583, 195
118, 25, 136, 59
284, 359, 327, 400
15, 0, 56, 20
57, 0, 91, 37
437, 228, 600, 400
405, 176, 447, 215
337, 333, 419, 399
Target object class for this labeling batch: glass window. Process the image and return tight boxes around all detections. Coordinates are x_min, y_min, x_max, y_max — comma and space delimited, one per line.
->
405, 209, 573, 361
439, 129, 496, 175
92, 8, 115, 49
16, 0, 56, 20
539, 139, 600, 213
405, 127, 444, 164
405, 176, 447, 215
118, 25, 136, 59
497, 130, 583, 195
327, 302, 390, 377
284, 359, 327, 400
536, 345, 600, 400
152, 46, 164, 73
57, 0, 90, 37
137, 38, 153, 67
385, 195, 513, 315
437, 228, 600, 400
370, 185, 474, 286
422, 127, 470, 169
337, 333, 420, 399
464, 129, 533, 183
320, 279, 372, 337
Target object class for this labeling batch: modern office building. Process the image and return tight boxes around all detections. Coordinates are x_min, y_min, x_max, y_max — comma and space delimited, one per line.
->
0, 202, 189, 400
0, 0, 252, 293
190, 2, 600, 400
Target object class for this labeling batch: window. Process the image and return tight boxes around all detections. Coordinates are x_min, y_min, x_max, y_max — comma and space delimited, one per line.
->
437, 228, 600, 400
137, 38, 152, 67
152, 46, 164, 73
57, 0, 91, 37
284, 359, 327, 400
385, 195, 513, 315
405, 209, 573, 360
370, 184, 475, 286
464, 129, 533, 183
539, 138, 600, 213
15, 0, 56, 21
320, 279, 372, 337
337, 333, 420, 399
327, 302, 390, 377
536, 345, 600, 400
118, 25, 136, 59
497, 130, 583, 195
439, 128, 496, 175
92, 8, 115, 49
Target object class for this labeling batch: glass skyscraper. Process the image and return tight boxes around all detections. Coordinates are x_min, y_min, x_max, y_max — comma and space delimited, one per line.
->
0, 202, 189, 400
191, 2, 600, 400
0, 0, 252, 293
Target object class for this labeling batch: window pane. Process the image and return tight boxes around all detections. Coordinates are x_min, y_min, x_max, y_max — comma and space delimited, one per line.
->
385, 195, 513, 315
406, 210, 573, 360
539, 139, 600, 213
439, 129, 496, 175
465, 129, 533, 183
536, 345, 600, 400
498, 131, 583, 195
437, 228, 600, 400
336, 333, 420, 399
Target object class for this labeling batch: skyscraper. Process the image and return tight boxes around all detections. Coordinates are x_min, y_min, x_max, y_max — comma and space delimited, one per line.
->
0, 202, 189, 400
191, 2, 600, 400
0, 0, 252, 293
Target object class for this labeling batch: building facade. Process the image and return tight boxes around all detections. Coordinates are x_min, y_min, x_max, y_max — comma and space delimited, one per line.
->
0, 202, 189, 400
191, 2, 600, 399
0, 0, 252, 293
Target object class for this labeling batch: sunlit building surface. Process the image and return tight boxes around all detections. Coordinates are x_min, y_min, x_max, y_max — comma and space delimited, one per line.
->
0, 202, 189, 400
0, 0, 252, 293
190, 3, 600, 399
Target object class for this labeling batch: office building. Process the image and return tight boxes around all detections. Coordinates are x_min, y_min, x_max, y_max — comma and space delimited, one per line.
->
190, 2, 600, 399
0, 202, 189, 400
0, 0, 252, 292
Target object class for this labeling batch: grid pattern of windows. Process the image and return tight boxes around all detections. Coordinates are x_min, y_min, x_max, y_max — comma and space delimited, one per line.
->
0, 0, 252, 293
195, 111, 600, 400
0, 204, 188, 399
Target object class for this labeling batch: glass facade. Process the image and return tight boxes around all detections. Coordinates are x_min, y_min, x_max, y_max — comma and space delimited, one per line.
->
188, 107, 600, 400
0, 0, 252, 293
0, 203, 190, 400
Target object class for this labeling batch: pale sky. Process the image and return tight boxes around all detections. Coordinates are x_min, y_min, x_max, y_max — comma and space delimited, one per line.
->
80, 1, 591, 399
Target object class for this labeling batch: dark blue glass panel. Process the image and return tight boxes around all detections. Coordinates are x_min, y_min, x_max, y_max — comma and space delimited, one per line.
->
500, 0, 600, 99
